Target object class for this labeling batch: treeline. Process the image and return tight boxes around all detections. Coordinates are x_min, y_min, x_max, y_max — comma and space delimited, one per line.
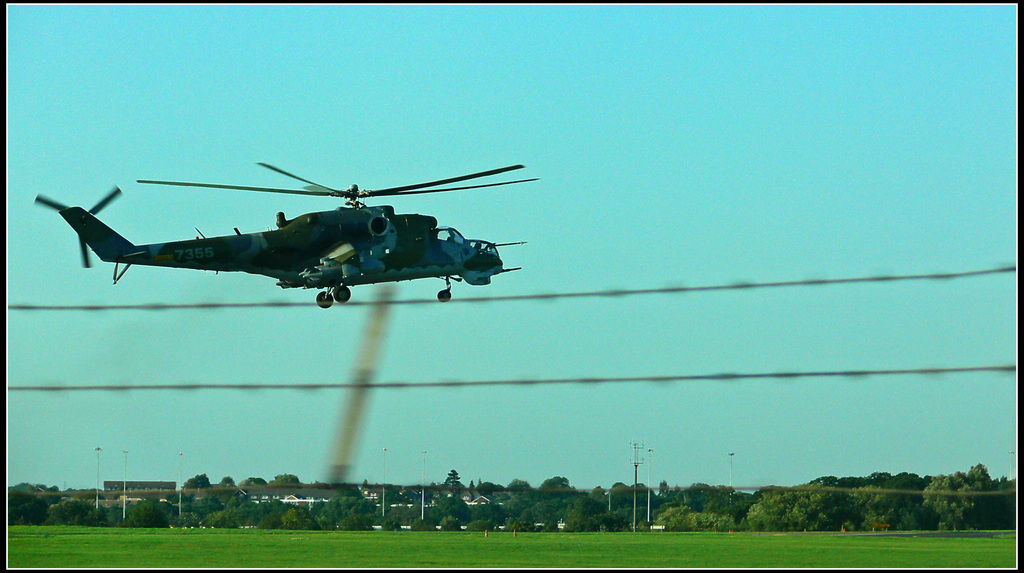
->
8, 463, 1015, 532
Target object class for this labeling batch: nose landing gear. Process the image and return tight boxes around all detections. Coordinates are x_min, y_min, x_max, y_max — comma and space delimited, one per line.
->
437, 276, 453, 302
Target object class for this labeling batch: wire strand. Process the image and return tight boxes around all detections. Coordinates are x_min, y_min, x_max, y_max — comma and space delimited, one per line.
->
7, 365, 1014, 393
6, 265, 1015, 311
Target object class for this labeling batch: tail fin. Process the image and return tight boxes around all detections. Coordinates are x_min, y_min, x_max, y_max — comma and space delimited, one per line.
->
58, 207, 136, 263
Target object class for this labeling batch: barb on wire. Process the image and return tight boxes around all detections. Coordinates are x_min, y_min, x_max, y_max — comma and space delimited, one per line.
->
6, 265, 1015, 311
7, 365, 1014, 393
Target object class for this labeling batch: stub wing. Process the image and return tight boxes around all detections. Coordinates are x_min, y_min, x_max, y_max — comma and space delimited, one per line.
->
322, 242, 357, 265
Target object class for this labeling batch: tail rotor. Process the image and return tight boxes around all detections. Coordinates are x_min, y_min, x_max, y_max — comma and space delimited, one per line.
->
34, 186, 122, 268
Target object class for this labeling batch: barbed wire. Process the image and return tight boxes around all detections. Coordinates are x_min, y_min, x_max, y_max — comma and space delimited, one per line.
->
7, 365, 1014, 393
6, 264, 1015, 311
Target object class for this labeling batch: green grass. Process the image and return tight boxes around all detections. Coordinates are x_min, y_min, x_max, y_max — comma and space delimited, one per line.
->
6, 526, 1016, 568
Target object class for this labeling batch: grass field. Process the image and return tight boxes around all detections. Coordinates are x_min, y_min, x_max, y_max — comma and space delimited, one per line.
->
6, 526, 1016, 568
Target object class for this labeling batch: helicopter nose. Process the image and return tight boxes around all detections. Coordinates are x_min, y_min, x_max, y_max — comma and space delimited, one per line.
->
465, 251, 502, 272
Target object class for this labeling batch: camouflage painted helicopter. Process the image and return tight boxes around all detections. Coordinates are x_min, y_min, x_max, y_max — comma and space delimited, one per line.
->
35, 163, 536, 307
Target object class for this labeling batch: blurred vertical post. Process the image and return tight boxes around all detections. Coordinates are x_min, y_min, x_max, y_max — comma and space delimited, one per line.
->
328, 285, 395, 484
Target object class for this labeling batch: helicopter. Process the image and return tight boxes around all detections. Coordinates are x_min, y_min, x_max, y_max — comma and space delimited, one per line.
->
35, 163, 537, 307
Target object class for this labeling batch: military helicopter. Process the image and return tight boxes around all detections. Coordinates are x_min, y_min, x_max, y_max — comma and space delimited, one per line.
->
35, 163, 536, 307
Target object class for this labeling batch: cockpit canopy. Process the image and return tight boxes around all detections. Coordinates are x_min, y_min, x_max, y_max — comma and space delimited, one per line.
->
470, 240, 498, 256
437, 227, 498, 255
436, 227, 465, 244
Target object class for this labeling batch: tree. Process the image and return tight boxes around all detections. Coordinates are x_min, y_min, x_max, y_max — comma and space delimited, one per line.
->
656, 504, 694, 531
505, 516, 535, 533
439, 515, 463, 531
379, 516, 403, 531
923, 464, 1007, 531
176, 512, 201, 528
123, 501, 171, 528
961, 464, 1012, 530
745, 486, 846, 531
924, 474, 971, 530
239, 477, 267, 486
218, 476, 236, 487
8, 492, 50, 525
465, 519, 492, 531
444, 470, 463, 494
9, 482, 58, 493
192, 493, 225, 517
469, 500, 507, 529
434, 494, 471, 523
45, 499, 107, 527
476, 481, 502, 497
184, 474, 211, 489
506, 479, 531, 492
271, 474, 301, 486
338, 513, 373, 531
539, 476, 571, 492
204, 509, 240, 529
280, 507, 319, 530
410, 516, 439, 531
563, 496, 610, 532
257, 512, 284, 529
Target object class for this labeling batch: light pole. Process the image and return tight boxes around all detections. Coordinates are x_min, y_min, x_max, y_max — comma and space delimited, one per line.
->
122, 450, 129, 520
630, 438, 644, 532
382, 448, 387, 518
647, 448, 654, 524
421, 450, 427, 521
728, 452, 735, 489
178, 452, 184, 519
95, 447, 102, 509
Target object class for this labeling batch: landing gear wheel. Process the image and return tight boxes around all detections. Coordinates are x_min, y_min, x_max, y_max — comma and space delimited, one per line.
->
437, 289, 452, 302
333, 286, 351, 303
316, 291, 334, 309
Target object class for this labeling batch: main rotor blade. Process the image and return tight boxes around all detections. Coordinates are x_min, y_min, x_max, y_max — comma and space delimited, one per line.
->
137, 179, 333, 197
368, 164, 526, 194
257, 162, 343, 194
35, 195, 69, 211
328, 284, 394, 484
368, 177, 540, 197
89, 186, 122, 215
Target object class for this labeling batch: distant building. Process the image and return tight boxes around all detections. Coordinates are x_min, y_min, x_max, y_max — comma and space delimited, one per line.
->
103, 480, 176, 492
242, 488, 334, 505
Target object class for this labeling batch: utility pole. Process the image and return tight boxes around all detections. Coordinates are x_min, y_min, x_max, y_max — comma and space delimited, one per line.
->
729, 452, 735, 488
421, 450, 427, 521
382, 448, 387, 518
630, 438, 645, 532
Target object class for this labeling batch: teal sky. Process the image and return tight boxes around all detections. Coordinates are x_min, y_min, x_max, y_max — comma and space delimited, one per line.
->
7, 5, 1017, 492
